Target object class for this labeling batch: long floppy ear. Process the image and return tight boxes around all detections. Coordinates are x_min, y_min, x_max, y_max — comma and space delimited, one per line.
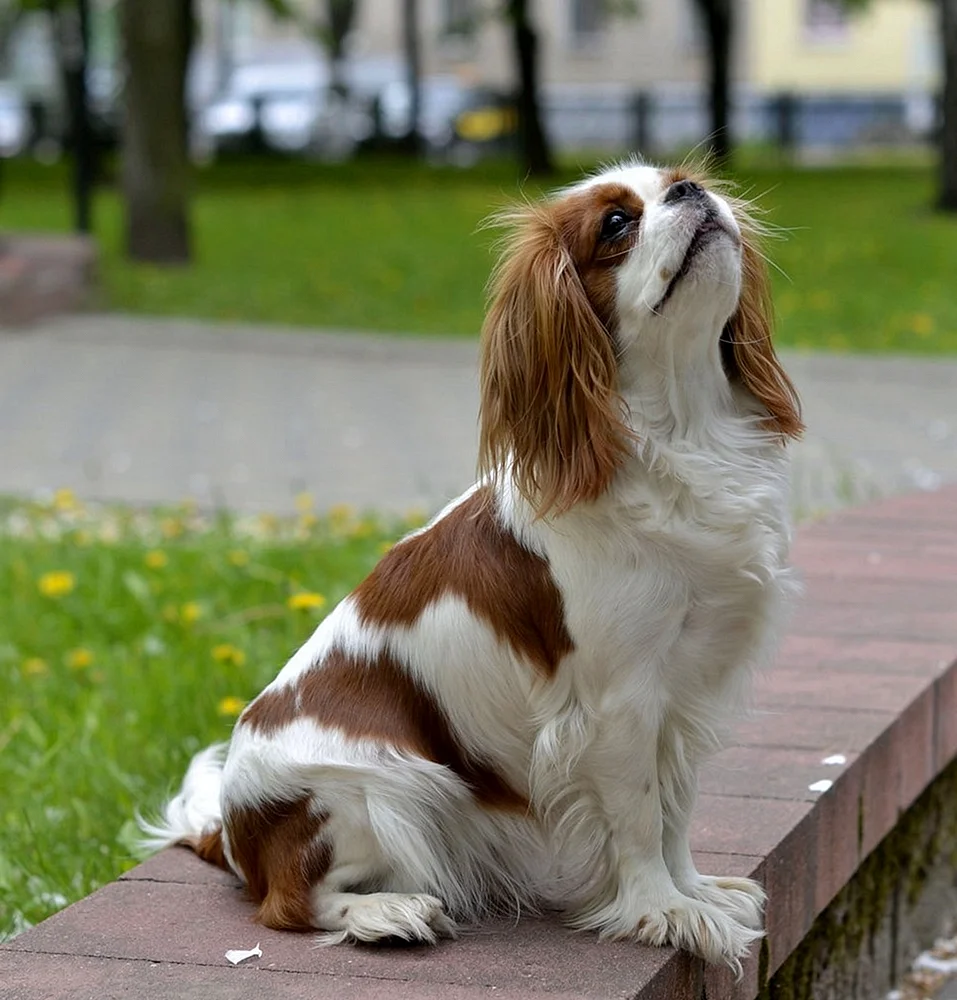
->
722, 237, 804, 439
478, 205, 633, 518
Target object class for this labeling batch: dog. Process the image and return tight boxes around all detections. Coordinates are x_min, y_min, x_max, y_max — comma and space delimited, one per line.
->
142, 161, 802, 970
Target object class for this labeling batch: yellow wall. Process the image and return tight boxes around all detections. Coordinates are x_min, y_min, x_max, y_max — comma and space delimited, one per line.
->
749, 0, 936, 91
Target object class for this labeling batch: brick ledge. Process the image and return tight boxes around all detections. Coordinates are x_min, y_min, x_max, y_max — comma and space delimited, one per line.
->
2, 487, 956, 1000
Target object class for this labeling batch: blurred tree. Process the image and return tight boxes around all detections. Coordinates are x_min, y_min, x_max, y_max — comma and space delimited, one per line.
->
504, 0, 553, 176
120, 0, 194, 262
317, 0, 358, 97
400, 0, 422, 153
49, 0, 95, 233
942, 0, 957, 210
4, 1, 97, 229
838, 0, 956, 212
690, 0, 733, 168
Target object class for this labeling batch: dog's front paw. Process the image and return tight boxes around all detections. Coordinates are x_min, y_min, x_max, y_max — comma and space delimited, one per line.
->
682, 875, 765, 931
575, 893, 761, 970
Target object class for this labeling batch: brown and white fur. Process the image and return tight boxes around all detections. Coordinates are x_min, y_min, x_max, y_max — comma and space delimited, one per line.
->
141, 161, 803, 970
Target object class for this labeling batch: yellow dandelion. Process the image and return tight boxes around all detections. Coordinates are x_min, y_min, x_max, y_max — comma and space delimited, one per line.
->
217, 695, 246, 717
22, 657, 49, 677
294, 492, 315, 513
144, 550, 168, 570
287, 591, 327, 612
298, 512, 318, 531
910, 313, 935, 336
350, 519, 376, 539
53, 488, 78, 512
66, 648, 94, 670
38, 570, 75, 598
160, 517, 184, 539
328, 503, 355, 532
257, 513, 279, 535
228, 549, 249, 567
211, 643, 246, 667
180, 601, 202, 624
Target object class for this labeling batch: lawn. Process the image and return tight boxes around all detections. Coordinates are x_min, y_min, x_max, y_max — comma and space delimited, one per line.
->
0, 493, 417, 942
0, 156, 955, 352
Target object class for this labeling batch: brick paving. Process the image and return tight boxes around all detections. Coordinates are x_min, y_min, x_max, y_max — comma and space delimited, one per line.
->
2, 486, 955, 1000
0, 234, 96, 325
1, 314, 956, 516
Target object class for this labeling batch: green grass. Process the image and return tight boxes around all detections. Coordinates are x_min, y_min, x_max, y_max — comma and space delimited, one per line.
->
0, 493, 417, 941
0, 156, 955, 350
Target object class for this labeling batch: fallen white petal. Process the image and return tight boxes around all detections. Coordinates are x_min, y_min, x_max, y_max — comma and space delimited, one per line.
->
822, 754, 847, 766
808, 779, 833, 793
225, 943, 262, 966
914, 953, 957, 974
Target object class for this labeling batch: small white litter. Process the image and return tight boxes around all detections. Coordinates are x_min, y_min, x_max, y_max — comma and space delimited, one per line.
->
808, 779, 833, 793
225, 943, 263, 966
822, 754, 847, 766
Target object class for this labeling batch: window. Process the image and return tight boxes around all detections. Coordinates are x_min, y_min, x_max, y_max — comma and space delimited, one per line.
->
570, 0, 607, 45
803, 0, 850, 43
442, 0, 477, 38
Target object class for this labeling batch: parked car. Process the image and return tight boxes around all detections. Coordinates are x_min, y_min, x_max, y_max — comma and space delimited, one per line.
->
376, 76, 516, 162
0, 82, 31, 157
195, 62, 373, 160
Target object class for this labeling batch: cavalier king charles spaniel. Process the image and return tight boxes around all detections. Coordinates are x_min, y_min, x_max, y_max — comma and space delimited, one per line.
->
143, 161, 802, 970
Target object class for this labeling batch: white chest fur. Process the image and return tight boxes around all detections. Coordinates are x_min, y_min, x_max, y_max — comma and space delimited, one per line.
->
513, 421, 794, 721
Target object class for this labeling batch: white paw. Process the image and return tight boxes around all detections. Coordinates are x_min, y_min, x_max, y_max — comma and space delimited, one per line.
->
682, 875, 765, 931
315, 891, 457, 946
574, 893, 761, 971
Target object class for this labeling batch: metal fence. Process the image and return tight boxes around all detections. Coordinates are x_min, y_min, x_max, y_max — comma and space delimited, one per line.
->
542, 87, 937, 156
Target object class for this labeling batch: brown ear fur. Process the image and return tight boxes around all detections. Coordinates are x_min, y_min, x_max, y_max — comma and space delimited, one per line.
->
722, 238, 804, 439
478, 206, 632, 517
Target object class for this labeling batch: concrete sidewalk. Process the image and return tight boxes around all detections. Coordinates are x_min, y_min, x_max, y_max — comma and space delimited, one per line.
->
1, 314, 955, 515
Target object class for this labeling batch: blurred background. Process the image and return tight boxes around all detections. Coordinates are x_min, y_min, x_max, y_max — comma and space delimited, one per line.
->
0, 0, 955, 515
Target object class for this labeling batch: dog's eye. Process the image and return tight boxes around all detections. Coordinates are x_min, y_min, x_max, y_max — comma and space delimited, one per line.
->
599, 209, 631, 241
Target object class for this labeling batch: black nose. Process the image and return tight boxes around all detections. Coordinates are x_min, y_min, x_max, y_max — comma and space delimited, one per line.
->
663, 179, 706, 205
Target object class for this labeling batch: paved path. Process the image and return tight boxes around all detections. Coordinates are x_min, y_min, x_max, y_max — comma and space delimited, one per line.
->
1, 314, 955, 516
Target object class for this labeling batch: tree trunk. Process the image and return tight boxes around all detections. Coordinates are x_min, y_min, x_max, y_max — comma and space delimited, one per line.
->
326, 0, 357, 97
121, 0, 193, 263
400, 0, 421, 153
940, 0, 957, 211
50, 0, 96, 233
693, 0, 733, 168
508, 0, 553, 177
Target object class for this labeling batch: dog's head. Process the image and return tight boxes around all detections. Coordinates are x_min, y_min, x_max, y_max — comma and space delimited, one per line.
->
478, 162, 803, 517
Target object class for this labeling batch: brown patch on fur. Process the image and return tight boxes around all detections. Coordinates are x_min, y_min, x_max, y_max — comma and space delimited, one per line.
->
479, 184, 643, 518
224, 796, 332, 931
354, 487, 573, 677
243, 645, 529, 812
240, 683, 297, 733
193, 825, 232, 873
722, 237, 804, 439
